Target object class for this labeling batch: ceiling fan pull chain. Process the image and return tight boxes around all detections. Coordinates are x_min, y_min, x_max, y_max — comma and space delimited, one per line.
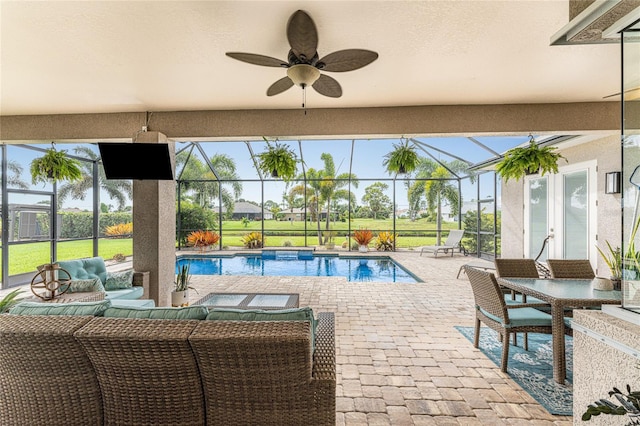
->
302, 86, 307, 115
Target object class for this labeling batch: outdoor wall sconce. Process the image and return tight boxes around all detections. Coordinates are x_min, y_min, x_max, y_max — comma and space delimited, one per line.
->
605, 171, 621, 194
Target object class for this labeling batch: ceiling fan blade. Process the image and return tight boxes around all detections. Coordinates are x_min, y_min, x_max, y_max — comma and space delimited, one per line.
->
267, 77, 294, 96
603, 87, 640, 100
319, 49, 379, 72
226, 52, 288, 68
312, 74, 342, 98
286, 10, 318, 61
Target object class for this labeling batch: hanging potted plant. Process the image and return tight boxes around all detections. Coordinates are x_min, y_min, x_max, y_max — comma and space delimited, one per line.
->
172, 262, 196, 307
383, 139, 419, 175
30, 143, 83, 185
495, 136, 567, 182
256, 137, 298, 181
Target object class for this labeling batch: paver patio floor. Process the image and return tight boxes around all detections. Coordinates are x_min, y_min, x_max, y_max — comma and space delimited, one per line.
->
185, 252, 573, 425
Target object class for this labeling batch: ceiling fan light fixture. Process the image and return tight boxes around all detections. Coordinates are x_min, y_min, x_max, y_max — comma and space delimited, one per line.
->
287, 64, 320, 87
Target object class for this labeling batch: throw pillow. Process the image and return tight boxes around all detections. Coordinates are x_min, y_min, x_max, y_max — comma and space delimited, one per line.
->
9, 300, 112, 316
63, 277, 105, 293
104, 270, 134, 291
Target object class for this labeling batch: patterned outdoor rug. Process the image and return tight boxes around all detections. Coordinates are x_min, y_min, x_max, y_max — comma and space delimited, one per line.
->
455, 326, 573, 416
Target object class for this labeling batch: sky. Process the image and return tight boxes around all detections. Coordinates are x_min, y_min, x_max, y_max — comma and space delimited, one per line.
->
3, 136, 531, 212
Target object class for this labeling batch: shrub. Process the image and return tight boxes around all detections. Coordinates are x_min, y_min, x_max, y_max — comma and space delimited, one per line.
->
375, 231, 395, 251
282, 240, 293, 247
177, 201, 217, 245
352, 229, 374, 246
241, 231, 263, 249
105, 222, 133, 238
187, 230, 220, 250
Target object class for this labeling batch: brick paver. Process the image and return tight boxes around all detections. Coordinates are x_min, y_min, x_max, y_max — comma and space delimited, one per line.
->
1, 251, 573, 425
185, 251, 573, 425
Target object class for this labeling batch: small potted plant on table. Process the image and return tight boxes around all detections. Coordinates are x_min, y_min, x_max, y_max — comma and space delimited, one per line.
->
173, 263, 196, 307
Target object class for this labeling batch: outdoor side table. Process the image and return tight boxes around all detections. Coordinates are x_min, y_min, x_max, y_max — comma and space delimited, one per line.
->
194, 293, 299, 310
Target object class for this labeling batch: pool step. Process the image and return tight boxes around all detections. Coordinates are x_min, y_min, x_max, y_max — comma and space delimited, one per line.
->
262, 250, 314, 260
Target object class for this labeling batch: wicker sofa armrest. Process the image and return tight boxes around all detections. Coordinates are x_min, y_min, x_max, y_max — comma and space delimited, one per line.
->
189, 315, 336, 425
313, 312, 336, 381
132, 271, 149, 298
311, 312, 336, 425
0, 315, 103, 426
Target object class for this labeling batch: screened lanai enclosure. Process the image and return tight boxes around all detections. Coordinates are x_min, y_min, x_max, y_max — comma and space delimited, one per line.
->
0, 135, 565, 288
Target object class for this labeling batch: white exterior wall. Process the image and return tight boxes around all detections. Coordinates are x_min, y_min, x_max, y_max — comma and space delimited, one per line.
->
500, 134, 621, 276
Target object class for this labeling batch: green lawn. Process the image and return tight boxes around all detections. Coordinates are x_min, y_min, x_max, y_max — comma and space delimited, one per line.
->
218, 217, 459, 249
3, 218, 461, 276
221, 217, 455, 232
2, 239, 132, 276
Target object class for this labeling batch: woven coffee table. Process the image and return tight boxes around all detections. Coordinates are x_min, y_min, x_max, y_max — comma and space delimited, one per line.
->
194, 293, 299, 310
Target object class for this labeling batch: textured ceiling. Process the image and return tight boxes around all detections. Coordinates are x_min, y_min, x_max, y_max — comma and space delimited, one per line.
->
0, 1, 625, 116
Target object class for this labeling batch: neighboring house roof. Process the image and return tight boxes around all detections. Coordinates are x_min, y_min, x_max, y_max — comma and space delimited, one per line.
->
282, 208, 307, 214
220, 201, 268, 215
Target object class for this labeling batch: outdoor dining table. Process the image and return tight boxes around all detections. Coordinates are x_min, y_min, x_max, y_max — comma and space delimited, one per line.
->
495, 277, 622, 384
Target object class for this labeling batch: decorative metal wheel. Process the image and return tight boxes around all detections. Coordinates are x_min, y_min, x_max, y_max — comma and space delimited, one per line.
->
30, 263, 71, 300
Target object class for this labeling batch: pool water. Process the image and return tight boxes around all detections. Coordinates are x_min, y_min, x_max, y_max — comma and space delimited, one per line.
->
176, 251, 420, 283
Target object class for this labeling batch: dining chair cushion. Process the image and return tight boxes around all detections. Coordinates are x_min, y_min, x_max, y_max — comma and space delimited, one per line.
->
479, 306, 552, 328
505, 293, 546, 304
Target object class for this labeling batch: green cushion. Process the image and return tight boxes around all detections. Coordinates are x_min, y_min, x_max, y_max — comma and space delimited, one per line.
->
480, 306, 552, 328
206, 307, 317, 350
56, 257, 108, 285
105, 286, 144, 300
61, 277, 105, 293
9, 300, 112, 316
104, 270, 134, 290
103, 305, 208, 320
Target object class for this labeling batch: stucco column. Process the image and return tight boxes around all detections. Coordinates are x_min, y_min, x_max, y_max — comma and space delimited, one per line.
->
132, 132, 176, 306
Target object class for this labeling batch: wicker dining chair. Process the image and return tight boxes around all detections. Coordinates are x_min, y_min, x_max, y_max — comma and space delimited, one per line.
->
463, 265, 554, 372
546, 259, 595, 279
494, 258, 540, 279
493, 258, 546, 303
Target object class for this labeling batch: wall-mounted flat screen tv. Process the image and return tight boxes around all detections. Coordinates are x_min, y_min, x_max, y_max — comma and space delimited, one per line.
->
98, 143, 174, 180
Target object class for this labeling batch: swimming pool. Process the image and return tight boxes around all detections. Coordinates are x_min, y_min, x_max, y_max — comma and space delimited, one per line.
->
176, 251, 420, 283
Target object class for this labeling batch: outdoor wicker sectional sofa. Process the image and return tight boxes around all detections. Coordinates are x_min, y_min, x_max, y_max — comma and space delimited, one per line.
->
0, 301, 336, 426
56, 256, 149, 300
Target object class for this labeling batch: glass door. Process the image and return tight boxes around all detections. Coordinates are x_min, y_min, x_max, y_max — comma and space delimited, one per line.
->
525, 160, 597, 265
525, 176, 549, 262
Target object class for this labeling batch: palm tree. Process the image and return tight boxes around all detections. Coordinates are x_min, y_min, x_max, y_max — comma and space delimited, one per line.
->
408, 158, 474, 245
6, 160, 29, 189
177, 151, 242, 215
288, 153, 358, 245
57, 146, 131, 210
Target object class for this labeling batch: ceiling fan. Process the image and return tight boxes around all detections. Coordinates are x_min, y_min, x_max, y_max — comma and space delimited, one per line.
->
602, 86, 640, 100
225, 10, 378, 99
